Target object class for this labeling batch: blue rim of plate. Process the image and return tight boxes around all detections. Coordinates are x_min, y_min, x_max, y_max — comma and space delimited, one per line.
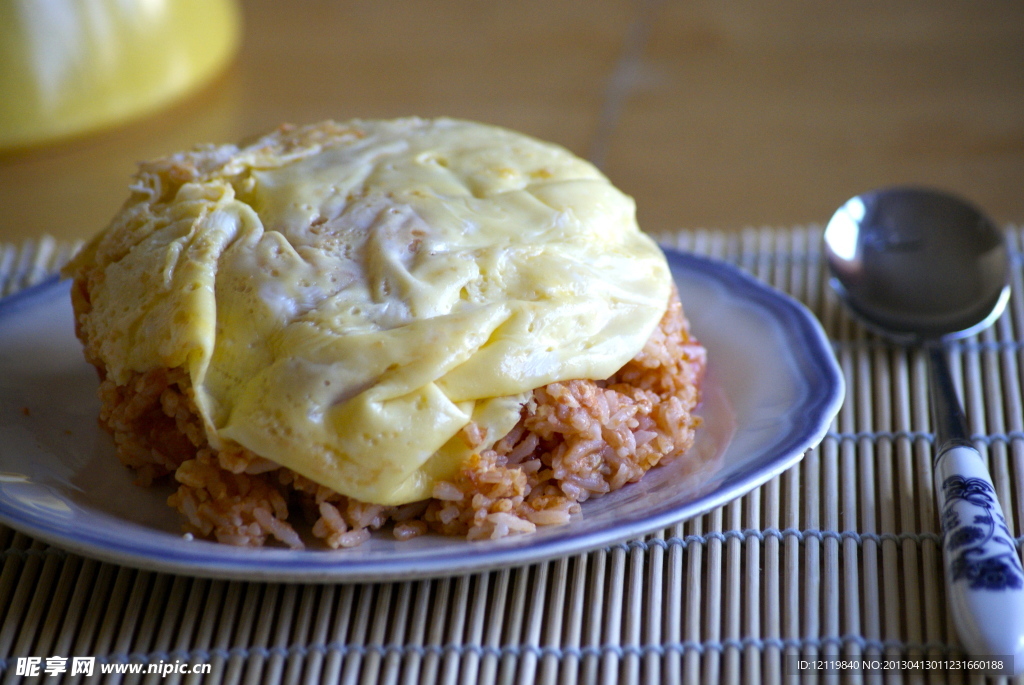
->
0, 249, 844, 581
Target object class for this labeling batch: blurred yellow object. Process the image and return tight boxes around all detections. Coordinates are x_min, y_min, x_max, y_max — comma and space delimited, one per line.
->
0, 0, 240, 151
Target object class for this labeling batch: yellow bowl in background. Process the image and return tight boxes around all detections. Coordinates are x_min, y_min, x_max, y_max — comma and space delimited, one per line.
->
0, 0, 240, 151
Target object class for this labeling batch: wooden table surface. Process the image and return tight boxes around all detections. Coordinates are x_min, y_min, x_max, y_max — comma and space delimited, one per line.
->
1, 0, 1022, 243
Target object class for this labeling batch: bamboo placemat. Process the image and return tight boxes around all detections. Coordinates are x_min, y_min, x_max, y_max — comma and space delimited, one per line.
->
1, 227, 1023, 685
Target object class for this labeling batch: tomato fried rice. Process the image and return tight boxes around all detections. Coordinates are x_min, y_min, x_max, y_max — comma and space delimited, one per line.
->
83, 286, 705, 549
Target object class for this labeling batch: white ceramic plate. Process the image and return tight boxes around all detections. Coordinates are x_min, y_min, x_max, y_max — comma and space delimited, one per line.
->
0, 250, 843, 582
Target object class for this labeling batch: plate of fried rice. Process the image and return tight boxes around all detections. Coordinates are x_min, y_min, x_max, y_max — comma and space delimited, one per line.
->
0, 248, 843, 581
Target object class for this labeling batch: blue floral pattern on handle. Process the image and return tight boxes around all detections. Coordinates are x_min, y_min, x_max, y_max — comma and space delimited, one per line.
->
941, 475, 1024, 591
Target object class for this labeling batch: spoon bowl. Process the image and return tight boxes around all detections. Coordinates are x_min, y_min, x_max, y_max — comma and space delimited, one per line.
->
824, 186, 1023, 674
824, 186, 1010, 343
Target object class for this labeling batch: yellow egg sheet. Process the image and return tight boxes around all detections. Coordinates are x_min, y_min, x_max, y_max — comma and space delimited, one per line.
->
68, 118, 672, 504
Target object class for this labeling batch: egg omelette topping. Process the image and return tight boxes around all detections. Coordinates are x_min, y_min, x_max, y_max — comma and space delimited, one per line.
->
66, 118, 673, 505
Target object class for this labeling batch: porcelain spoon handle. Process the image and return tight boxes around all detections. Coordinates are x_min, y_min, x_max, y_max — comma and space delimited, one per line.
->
934, 444, 1024, 673
929, 346, 1024, 673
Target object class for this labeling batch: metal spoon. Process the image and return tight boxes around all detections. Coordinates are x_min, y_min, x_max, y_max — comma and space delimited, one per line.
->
824, 186, 1024, 673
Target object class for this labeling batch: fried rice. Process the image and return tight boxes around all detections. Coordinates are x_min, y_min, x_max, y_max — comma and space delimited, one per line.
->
85, 286, 705, 549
